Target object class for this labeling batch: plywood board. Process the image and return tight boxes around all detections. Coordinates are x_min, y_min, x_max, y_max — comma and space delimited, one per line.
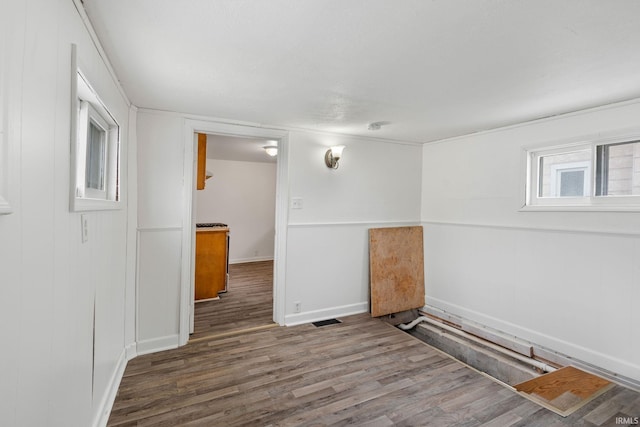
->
514, 366, 614, 417
369, 226, 425, 317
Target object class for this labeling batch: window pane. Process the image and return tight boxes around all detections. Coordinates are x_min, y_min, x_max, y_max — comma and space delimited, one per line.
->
86, 121, 106, 191
596, 140, 640, 196
559, 170, 585, 196
538, 149, 591, 197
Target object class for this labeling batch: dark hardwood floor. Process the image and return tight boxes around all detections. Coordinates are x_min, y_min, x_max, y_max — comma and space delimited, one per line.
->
191, 260, 276, 342
108, 311, 640, 426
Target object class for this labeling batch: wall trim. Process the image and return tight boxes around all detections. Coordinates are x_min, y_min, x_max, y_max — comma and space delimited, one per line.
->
421, 220, 640, 237
284, 302, 369, 326
137, 107, 421, 147
289, 220, 420, 228
425, 298, 640, 384
93, 349, 127, 427
137, 226, 182, 232
137, 107, 263, 128
125, 342, 137, 361
229, 256, 274, 265
423, 97, 640, 146
136, 334, 180, 356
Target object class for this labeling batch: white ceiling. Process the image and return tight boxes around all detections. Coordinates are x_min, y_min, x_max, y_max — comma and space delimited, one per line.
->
83, 0, 640, 144
206, 134, 277, 164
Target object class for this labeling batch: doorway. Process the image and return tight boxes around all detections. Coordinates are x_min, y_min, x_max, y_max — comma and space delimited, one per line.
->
177, 120, 289, 346
191, 133, 278, 340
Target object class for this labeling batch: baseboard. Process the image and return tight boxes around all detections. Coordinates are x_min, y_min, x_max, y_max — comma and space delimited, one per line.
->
125, 342, 137, 361
423, 300, 640, 389
136, 334, 180, 356
284, 302, 369, 326
229, 256, 274, 264
93, 349, 127, 427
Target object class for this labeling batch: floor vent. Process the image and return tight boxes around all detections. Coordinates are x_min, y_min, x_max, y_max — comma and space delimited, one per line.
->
312, 318, 342, 327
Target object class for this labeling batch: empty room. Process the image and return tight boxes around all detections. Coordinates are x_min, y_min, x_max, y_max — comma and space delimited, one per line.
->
1, 1, 639, 426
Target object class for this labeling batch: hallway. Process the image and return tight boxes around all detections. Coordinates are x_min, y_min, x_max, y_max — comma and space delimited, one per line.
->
190, 260, 276, 342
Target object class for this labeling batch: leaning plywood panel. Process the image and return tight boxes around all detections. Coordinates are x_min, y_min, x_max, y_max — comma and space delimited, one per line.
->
369, 226, 425, 317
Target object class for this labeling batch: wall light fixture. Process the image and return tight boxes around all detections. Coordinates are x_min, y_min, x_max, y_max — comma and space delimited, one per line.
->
324, 145, 345, 169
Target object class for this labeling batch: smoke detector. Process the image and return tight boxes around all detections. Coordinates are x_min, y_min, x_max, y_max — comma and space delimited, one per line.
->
367, 121, 389, 131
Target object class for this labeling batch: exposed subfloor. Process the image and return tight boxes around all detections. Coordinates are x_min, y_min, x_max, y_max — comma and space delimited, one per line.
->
108, 313, 640, 426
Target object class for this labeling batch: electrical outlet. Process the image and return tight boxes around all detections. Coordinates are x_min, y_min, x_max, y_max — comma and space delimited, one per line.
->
294, 301, 301, 313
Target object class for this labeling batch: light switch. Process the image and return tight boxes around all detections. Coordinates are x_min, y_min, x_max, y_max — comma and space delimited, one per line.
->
291, 197, 303, 209
81, 214, 89, 243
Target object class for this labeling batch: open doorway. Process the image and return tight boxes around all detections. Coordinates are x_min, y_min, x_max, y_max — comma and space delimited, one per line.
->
191, 133, 278, 341
177, 120, 289, 346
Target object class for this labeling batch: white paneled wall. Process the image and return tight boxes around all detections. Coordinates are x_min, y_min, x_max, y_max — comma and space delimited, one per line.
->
136, 229, 182, 352
136, 112, 185, 351
422, 100, 640, 382
0, 1, 135, 427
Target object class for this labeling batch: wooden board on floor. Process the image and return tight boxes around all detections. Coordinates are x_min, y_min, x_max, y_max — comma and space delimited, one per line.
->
514, 365, 614, 417
369, 226, 425, 317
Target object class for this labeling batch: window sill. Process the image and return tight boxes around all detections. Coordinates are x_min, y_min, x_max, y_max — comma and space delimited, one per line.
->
71, 197, 122, 212
520, 204, 640, 213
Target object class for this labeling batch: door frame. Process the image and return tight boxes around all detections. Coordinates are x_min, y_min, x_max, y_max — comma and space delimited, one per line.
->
179, 119, 289, 345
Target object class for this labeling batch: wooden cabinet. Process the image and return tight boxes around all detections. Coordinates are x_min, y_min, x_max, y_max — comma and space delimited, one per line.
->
195, 228, 228, 300
196, 133, 206, 190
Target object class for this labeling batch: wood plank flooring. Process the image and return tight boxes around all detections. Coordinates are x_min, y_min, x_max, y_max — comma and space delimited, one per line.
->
191, 260, 275, 341
108, 313, 640, 426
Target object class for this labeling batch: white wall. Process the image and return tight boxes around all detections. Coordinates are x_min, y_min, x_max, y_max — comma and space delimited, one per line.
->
196, 158, 276, 264
136, 112, 184, 351
0, 1, 135, 427
284, 130, 422, 324
421, 99, 640, 382
136, 112, 423, 343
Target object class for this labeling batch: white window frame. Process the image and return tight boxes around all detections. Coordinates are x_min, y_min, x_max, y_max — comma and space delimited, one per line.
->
523, 133, 640, 212
70, 44, 121, 212
549, 161, 591, 198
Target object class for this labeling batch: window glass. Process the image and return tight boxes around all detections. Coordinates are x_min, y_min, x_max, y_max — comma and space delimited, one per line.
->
559, 170, 585, 197
596, 140, 640, 196
86, 120, 106, 191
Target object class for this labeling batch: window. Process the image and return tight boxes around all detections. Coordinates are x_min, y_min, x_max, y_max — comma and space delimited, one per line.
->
70, 63, 121, 211
79, 100, 109, 199
526, 136, 640, 210
595, 140, 640, 197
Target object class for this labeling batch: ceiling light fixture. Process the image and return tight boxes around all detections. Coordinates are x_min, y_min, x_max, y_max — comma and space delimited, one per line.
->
324, 145, 345, 169
263, 143, 278, 157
